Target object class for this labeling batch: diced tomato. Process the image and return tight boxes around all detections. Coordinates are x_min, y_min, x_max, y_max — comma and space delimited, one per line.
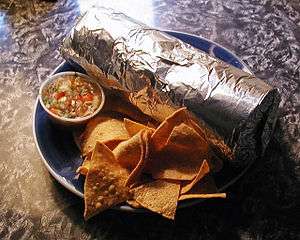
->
76, 105, 88, 117
75, 95, 83, 102
82, 93, 94, 102
64, 98, 71, 108
54, 92, 65, 100
49, 107, 59, 115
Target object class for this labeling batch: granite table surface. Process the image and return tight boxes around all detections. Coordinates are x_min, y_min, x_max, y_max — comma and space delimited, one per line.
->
0, 0, 299, 239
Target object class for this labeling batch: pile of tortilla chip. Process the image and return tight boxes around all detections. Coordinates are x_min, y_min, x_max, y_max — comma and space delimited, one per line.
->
77, 101, 226, 220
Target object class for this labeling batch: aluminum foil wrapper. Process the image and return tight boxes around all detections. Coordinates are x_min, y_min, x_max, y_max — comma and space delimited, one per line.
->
60, 7, 280, 168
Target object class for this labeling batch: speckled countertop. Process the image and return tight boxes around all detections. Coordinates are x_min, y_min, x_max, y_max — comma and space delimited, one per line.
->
0, 0, 299, 239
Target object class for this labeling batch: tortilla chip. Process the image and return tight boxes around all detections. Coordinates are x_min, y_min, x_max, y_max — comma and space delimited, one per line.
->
166, 122, 222, 173
77, 138, 124, 176
179, 175, 226, 201
148, 114, 212, 180
80, 139, 124, 164
179, 193, 226, 200
188, 119, 206, 139
103, 95, 154, 124
124, 118, 154, 137
131, 87, 175, 122
152, 107, 228, 168
180, 160, 210, 194
126, 200, 143, 208
84, 142, 131, 220
76, 153, 92, 176
147, 147, 207, 180
189, 119, 234, 161
81, 115, 129, 156
103, 139, 124, 150
151, 107, 189, 151
113, 130, 144, 169
166, 123, 209, 153
132, 180, 180, 220
147, 122, 157, 128
126, 130, 152, 187
207, 150, 223, 173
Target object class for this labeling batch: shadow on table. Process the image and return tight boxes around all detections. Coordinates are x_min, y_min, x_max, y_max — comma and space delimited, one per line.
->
56, 121, 299, 240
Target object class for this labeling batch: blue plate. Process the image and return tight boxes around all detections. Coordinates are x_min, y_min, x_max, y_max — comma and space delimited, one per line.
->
33, 30, 252, 211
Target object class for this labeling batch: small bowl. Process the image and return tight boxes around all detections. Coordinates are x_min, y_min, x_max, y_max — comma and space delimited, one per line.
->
39, 72, 105, 126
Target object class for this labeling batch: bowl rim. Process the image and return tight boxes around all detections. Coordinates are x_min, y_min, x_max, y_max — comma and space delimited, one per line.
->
38, 71, 105, 123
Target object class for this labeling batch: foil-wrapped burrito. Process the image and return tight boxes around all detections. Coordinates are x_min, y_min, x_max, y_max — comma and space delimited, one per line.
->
60, 7, 280, 168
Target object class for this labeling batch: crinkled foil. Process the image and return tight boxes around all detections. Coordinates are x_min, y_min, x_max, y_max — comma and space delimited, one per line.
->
60, 7, 280, 168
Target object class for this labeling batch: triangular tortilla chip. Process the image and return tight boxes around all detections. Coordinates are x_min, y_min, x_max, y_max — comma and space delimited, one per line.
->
81, 115, 129, 156
102, 95, 154, 124
147, 148, 206, 180
113, 128, 154, 169
126, 130, 152, 187
148, 117, 212, 180
166, 123, 209, 153
151, 107, 189, 151
124, 118, 154, 137
132, 180, 180, 220
166, 123, 222, 173
151, 108, 226, 172
80, 139, 124, 167
180, 160, 210, 194
113, 130, 144, 169
179, 175, 226, 201
78, 139, 124, 176
84, 142, 131, 220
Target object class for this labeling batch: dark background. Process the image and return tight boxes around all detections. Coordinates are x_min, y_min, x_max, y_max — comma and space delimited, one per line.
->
0, 1, 299, 239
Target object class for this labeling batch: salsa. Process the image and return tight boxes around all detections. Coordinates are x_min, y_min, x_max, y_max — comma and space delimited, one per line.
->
42, 75, 101, 118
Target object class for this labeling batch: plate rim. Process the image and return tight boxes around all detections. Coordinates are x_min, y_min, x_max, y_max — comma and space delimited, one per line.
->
32, 98, 84, 197
162, 29, 252, 74
32, 29, 253, 212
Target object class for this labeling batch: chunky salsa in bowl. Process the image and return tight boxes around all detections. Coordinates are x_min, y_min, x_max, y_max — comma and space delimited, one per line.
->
39, 72, 105, 125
